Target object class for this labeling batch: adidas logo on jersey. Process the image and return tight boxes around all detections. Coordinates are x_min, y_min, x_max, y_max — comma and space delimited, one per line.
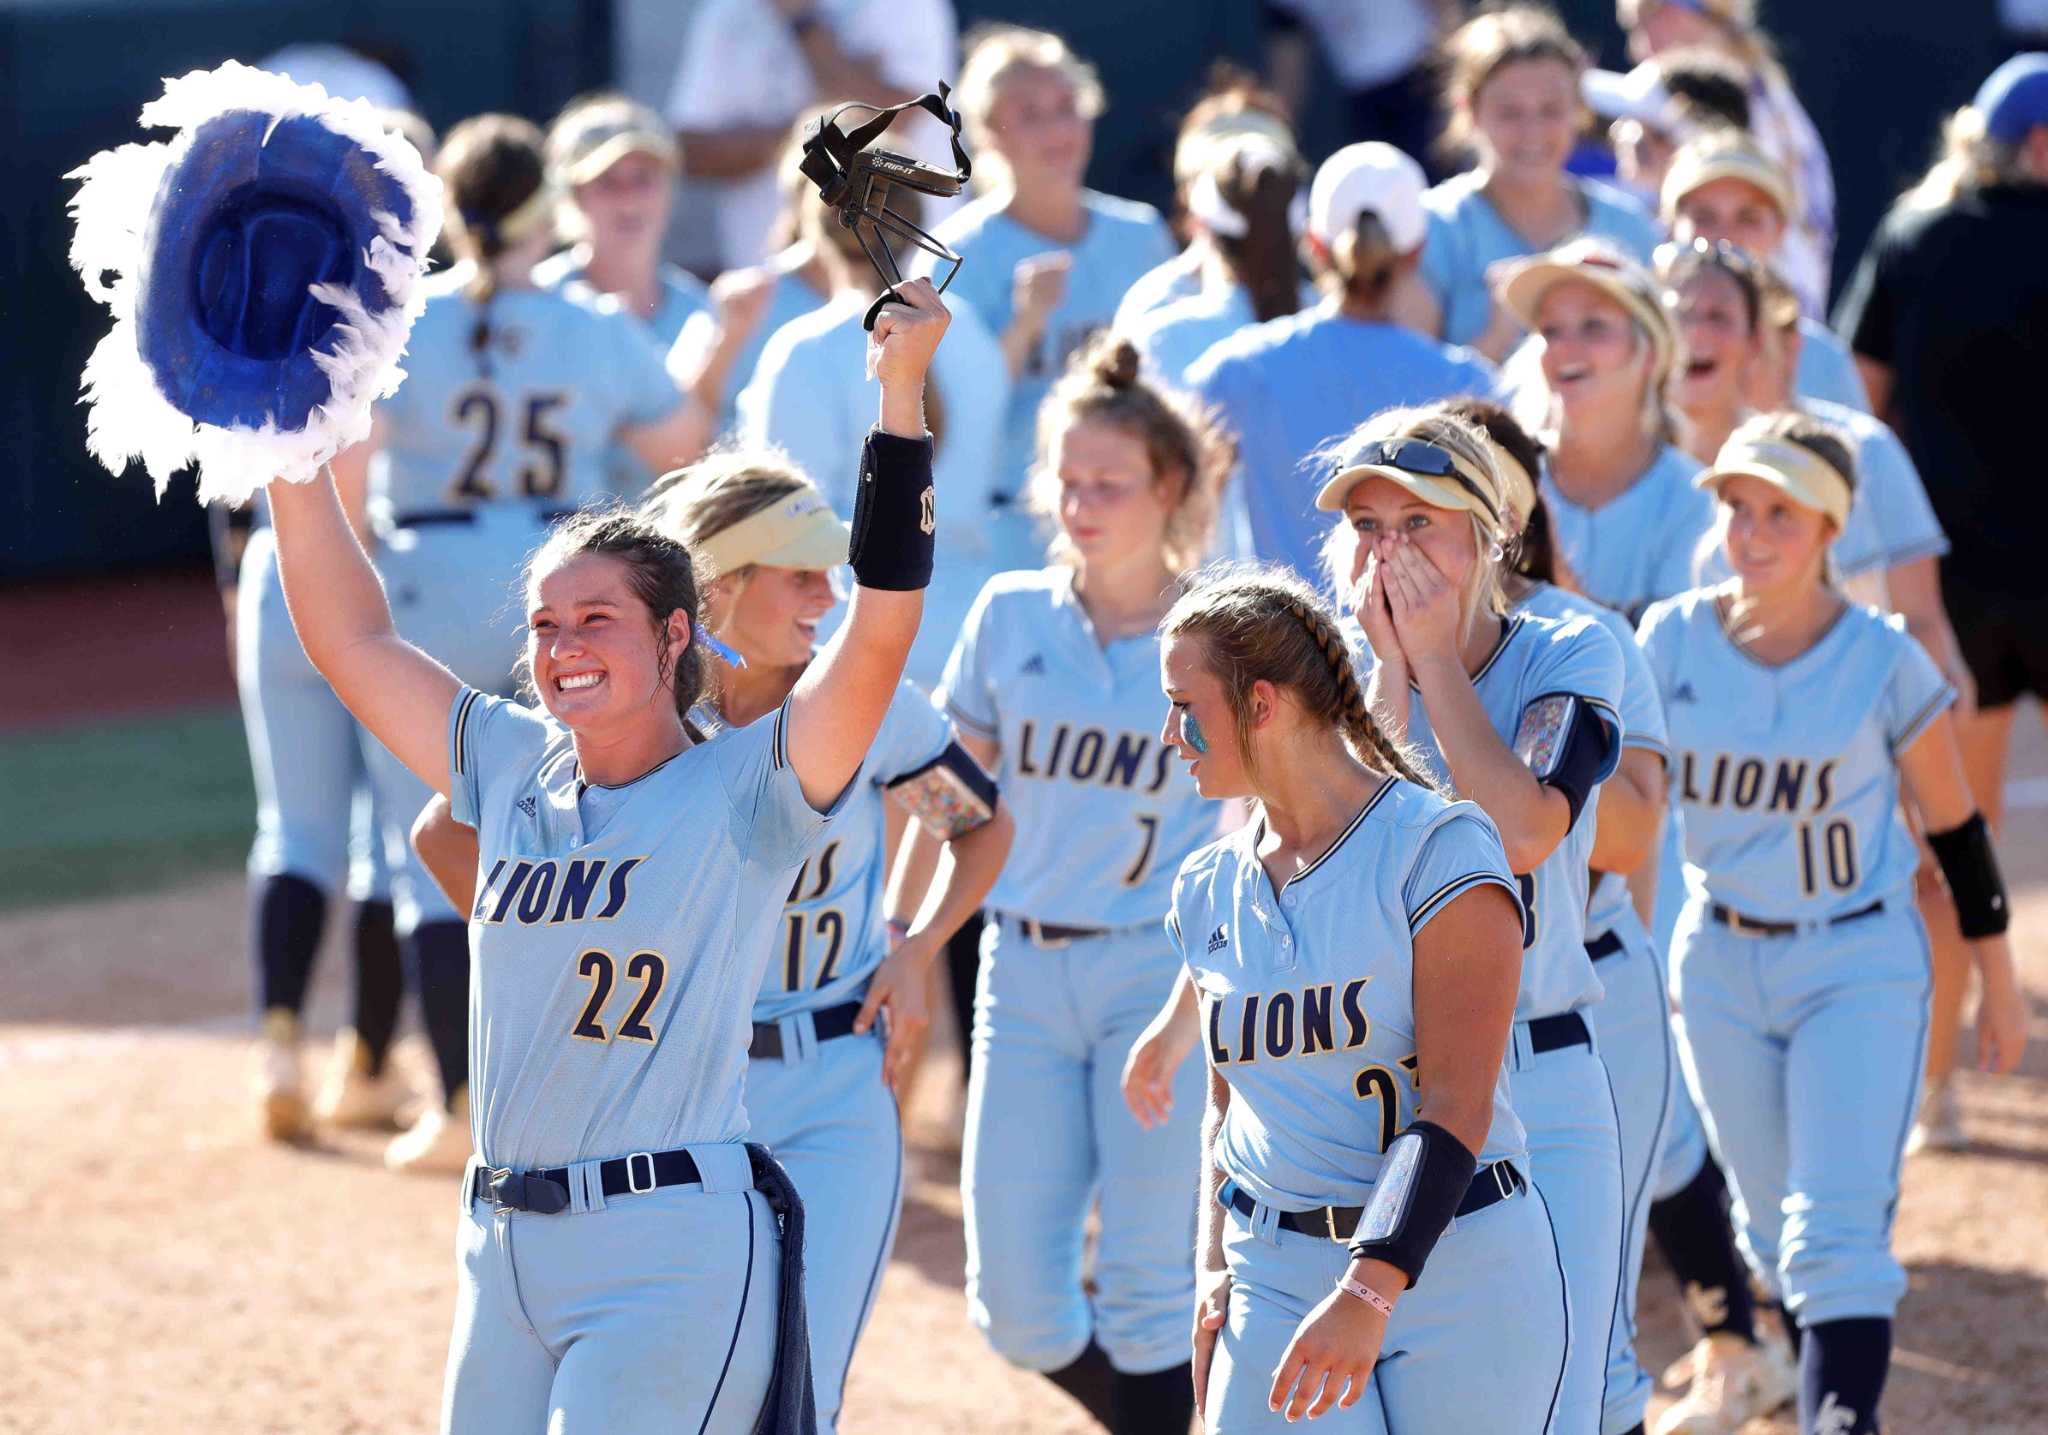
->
1206, 923, 1229, 954
517, 795, 538, 818
1019, 653, 1046, 676
1672, 681, 1698, 704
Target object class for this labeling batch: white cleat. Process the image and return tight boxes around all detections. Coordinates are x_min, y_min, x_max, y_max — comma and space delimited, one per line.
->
385, 1086, 473, 1176
253, 1011, 311, 1144
1905, 1077, 1966, 1154
1652, 1333, 1796, 1435
314, 1029, 413, 1131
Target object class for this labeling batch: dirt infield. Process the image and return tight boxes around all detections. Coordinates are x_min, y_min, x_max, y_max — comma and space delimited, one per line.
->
5, 718, 2046, 1432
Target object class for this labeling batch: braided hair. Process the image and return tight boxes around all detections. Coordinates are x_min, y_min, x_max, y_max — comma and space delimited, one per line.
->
1163, 562, 1438, 792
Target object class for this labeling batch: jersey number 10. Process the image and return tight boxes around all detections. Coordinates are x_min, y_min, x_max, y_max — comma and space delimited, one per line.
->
1796, 817, 1859, 896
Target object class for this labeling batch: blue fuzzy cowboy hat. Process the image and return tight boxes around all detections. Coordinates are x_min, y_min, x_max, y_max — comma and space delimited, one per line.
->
69, 61, 442, 503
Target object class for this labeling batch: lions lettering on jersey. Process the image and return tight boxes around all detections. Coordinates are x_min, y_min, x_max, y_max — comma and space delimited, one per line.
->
1204, 979, 1374, 1064
473, 855, 644, 926
1678, 752, 1838, 814
1014, 721, 1174, 793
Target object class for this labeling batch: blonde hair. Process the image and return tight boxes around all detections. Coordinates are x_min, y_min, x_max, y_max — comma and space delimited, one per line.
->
1315, 404, 1514, 630
643, 449, 810, 577
956, 24, 1106, 177
1163, 562, 1438, 790
1439, 6, 1588, 158
1028, 336, 1234, 575
1901, 105, 2035, 210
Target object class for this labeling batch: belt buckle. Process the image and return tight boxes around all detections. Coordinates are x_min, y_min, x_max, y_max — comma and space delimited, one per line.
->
1492, 1161, 1514, 1201
626, 1151, 657, 1195
482, 1166, 517, 1209
1024, 919, 1069, 951
1322, 1207, 1348, 1244
1726, 908, 1763, 937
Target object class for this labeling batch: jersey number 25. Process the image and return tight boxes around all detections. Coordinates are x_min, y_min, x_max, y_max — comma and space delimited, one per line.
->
449, 385, 570, 501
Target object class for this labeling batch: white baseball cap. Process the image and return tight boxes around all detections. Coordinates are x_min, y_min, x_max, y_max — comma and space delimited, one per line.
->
1307, 142, 1428, 254
1582, 62, 1685, 134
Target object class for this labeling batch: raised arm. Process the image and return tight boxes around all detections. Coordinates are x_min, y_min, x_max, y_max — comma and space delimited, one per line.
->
783, 279, 949, 809
266, 463, 460, 796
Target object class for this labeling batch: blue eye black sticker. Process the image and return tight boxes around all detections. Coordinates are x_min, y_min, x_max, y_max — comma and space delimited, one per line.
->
1182, 709, 1209, 754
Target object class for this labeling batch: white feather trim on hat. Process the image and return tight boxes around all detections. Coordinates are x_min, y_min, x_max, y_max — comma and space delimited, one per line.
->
66, 60, 443, 505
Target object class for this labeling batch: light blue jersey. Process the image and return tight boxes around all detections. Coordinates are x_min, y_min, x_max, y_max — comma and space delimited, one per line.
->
925, 191, 1178, 570
1168, 780, 1527, 1210
1637, 590, 1954, 923
534, 250, 713, 349
1795, 317, 1869, 413
1517, 582, 1669, 942
1421, 171, 1663, 347
535, 251, 713, 500
447, 689, 844, 1170
1541, 444, 1714, 621
1187, 304, 1497, 573
939, 567, 1213, 928
735, 290, 1009, 689
1368, 612, 1626, 1020
1123, 284, 1259, 389
668, 265, 830, 439
1111, 246, 1205, 330
691, 681, 950, 1025
373, 268, 680, 522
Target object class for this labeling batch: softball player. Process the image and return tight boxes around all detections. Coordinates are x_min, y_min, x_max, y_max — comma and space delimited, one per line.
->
1326, 402, 1627, 1434
930, 26, 1178, 573
408, 451, 1015, 1434
1118, 130, 1309, 390
1497, 240, 1710, 622
941, 338, 1228, 1433
1187, 141, 1496, 580
224, 499, 404, 1140
1423, 6, 1663, 359
1111, 79, 1299, 328
1444, 398, 1681, 1435
265, 277, 952, 1434
1160, 564, 1567, 1433
345, 114, 705, 1172
1638, 410, 2027, 1435
536, 93, 713, 497
1659, 131, 1869, 412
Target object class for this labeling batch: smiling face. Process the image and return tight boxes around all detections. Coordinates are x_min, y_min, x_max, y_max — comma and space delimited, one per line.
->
1047, 416, 1176, 567
571, 149, 672, 255
1670, 265, 1761, 416
1159, 633, 1253, 799
1673, 177, 1786, 260
1536, 279, 1651, 427
1715, 471, 1834, 595
526, 551, 688, 731
705, 564, 837, 670
987, 65, 1092, 195
1469, 56, 1580, 186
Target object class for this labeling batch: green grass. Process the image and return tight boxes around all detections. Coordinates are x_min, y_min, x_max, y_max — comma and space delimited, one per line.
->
0, 705, 254, 910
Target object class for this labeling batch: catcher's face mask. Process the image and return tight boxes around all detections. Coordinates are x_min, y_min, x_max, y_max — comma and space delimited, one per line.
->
799, 83, 972, 330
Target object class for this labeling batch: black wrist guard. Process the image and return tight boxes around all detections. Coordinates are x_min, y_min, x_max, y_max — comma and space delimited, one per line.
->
1346, 1120, 1478, 1286
849, 428, 935, 591
1515, 693, 1618, 830
1927, 812, 2009, 938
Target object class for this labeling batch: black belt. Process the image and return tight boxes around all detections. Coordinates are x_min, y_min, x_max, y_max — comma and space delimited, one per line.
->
1224, 1160, 1525, 1242
472, 1146, 703, 1214
1710, 898, 1884, 938
1526, 1011, 1592, 1055
749, 999, 865, 1059
394, 506, 576, 529
1585, 930, 1624, 961
1014, 916, 1111, 947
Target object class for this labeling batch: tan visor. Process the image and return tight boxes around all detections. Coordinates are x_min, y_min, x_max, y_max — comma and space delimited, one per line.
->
1497, 250, 1674, 379
1662, 147, 1794, 225
1314, 447, 1500, 525
1696, 438, 1852, 528
692, 489, 851, 580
